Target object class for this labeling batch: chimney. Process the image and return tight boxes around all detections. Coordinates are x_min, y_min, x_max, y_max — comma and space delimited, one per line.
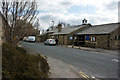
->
58, 23, 62, 32
82, 18, 87, 25
46, 29, 49, 32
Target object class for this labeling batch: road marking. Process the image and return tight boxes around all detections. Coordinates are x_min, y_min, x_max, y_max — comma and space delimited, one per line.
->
95, 52, 99, 53
112, 59, 119, 62
69, 66, 91, 79
91, 76, 95, 78
79, 71, 90, 80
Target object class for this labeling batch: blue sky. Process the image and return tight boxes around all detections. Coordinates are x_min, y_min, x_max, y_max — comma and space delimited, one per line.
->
67, 5, 96, 15
36, 0, 119, 30
0, 0, 119, 30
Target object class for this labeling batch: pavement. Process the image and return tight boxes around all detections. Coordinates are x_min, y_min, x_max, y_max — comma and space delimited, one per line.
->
47, 57, 82, 78
62, 45, 118, 56
21, 42, 118, 78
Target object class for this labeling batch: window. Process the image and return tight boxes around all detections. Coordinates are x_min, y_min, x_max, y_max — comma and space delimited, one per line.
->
85, 35, 90, 40
69, 36, 73, 40
114, 36, 117, 40
114, 35, 120, 40
118, 36, 120, 40
85, 35, 96, 41
90, 37, 96, 42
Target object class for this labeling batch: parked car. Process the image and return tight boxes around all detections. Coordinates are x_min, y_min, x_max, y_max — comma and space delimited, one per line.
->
24, 36, 36, 42
44, 39, 56, 45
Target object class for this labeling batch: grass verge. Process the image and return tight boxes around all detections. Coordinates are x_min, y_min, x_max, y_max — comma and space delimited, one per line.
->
2, 43, 50, 79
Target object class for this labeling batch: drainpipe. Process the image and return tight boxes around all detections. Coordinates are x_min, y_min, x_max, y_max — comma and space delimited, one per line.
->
66, 36, 68, 47
107, 34, 110, 49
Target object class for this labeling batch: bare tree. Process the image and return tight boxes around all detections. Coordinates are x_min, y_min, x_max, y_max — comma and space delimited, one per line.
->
33, 18, 39, 30
1, 0, 39, 45
15, 20, 39, 40
57, 21, 72, 27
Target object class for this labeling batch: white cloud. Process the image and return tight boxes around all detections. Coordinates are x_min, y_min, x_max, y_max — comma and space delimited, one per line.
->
36, 0, 73, 14
0, 0, 119, 29
119, 1, 120, 22
36, 0, 119, 29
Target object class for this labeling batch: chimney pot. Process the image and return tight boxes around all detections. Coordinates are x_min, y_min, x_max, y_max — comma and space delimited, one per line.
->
58, 24, 62, 32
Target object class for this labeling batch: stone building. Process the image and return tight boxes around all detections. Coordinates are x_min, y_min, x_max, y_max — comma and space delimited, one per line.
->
38, 19, 91, 44
0, 12, 2, 45
0, 12, 7, 44
39, 19, 119, 49
75, 23, 120, 49
37, 28, 58, 42
50, 23, 92, 45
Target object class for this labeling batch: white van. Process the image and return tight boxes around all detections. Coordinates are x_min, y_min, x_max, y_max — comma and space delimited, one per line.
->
25, 36, 36, 42
44, 39, 56, 45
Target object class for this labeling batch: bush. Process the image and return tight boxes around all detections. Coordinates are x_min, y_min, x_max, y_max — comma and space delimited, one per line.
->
2, 43, 50, 79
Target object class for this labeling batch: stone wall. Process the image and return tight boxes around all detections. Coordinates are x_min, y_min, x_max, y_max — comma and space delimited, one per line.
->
67, 24, 91, 45
63, 35, 68, 45
84, 31, 119, 49
50, 35, 72, 45
51, 35, 68, 45
0, 15, 2, 45
85, 34, 110, 49
59, 35, 64, 45
96, 35, 109, 49
109, 28, 120, 49
0, 14, 6, 44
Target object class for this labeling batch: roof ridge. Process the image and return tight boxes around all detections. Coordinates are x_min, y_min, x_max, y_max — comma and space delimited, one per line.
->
93, 22, 120, 27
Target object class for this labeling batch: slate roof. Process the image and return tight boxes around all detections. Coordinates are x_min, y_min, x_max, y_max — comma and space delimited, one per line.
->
76, 23, 120, 35
51, 25, 87, 35
48, 27, 58, 33
38, 27, 58, 36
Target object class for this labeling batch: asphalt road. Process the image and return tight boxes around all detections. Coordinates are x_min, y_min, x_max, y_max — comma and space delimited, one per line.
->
21, 42, 118, 78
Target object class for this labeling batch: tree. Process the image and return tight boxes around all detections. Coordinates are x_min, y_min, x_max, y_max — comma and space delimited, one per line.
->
57, 21, 72, 27
15, 20, 39, 40
33, 18, 40, 30
1, 0, 39, 45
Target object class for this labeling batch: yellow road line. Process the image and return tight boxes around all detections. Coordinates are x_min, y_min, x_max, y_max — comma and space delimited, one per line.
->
79, 71, 90, 80
69, 65, 91, 80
